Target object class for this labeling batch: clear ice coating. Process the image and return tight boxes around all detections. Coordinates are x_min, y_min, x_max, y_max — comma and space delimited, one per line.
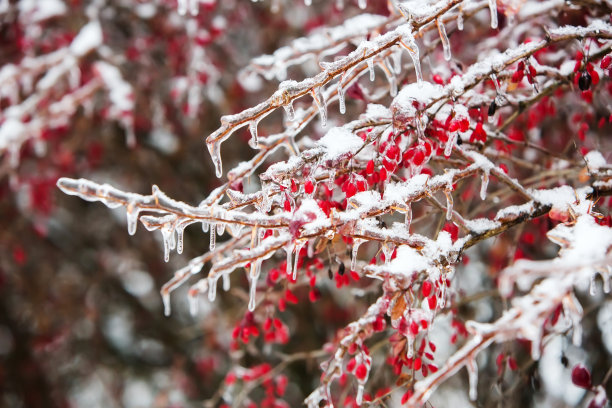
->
480, 171, 490, 200
356, 383, 365, 405
445, 188, 454, 220
437, 19, 451, 61
400, 33, 423, 87
312, 87, 327, 127
488, 0, 498, 29
292, 239, 307, 280
367, 58, 375, 81
382, 242, 395, 264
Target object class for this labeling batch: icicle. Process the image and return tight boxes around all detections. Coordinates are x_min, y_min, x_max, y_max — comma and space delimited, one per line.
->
208, 277, 217, 301
401, 34, 423, 87
406, 335, 414, 358
188, 0, 198, 15
209, 223, 217, 251
436, 19, 451, 61
444, 132, 456, 157
351, 238, 365, 271
480, 171, 489, 200
304, 0, 311, 6
206, 140, 223, 178
177, 0, 187, 15
292, 240, 307, 280
382, 59, 397, 97
444, 188, 454, 220
271, 0, 280, 13
161, 226, 173, 262
590, 274, 597, 296
188, 291, 198, 316
176, 224, 185, 254
327, 169, 336, 190
367, 58, 375, 81
392, 51, 402, 74
312, 88, 327, 127
285, 244, 293, 276
201, 221, 209, 233
162, 291, 171, 316
227, 222, 244, 237
335, 0, 343, 10
415, 113, 425, 138
356, 384, 365, 405
217, 223, 226, 236
382, 242, 395, 264
467, 358, 478, 401
457, 10, 464, 30
223, 273, 230, 291
248, 263, 260, 311
126, 201, 140, 236
358, 0, 366, 9
490, 73, 502, 95
248, 120, 259, 147
603, 267, 611, 293
488, 0, 498, 29
283, 101, 295, 121
405, 204, 413, 229
338, 80, 346, 114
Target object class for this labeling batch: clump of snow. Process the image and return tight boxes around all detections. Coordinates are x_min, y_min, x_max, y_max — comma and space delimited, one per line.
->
317, 127, 363, 161
584, 151, 607, 171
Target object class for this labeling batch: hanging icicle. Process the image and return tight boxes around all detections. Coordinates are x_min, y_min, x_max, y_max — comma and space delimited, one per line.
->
358, 0, 367, 9
480, 170, 490, 200
436, 19, 452, 61
209, 222, 217, 250
311, 87, 327, 127
467, 358, 479, 400
338, 79, 346, 114
405, 204, 413, 229
249, 119, 259, 147
351, 238, 365, 271
445, 132, 457, 157
283, 100, 296, 121
488, 0, 498, 29
126, 201, 140, 236
162, 291, 171, 316
444, 188, 454, 220
206, 139, 223, 178
457, 9, 464, 30
367, 58, 375, 81
401, 33, 423, 87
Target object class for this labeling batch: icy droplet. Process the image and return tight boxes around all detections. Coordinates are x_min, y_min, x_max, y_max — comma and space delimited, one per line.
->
188, 291, 198, 316
467, 358, 478, 401
312, 88, 327, 127
206, 140, 223, 178
188, 0, 198, 16
590, 274, 597, 296
201, 221, 209, 233
358, 0, 366, 9
480, 171, 490, 200
126, 202, 140, 236
304, 0, 312, 5
351, 238, 365, 271
392, 51, 402, 74
488, 0, 498, 29
437, 19, 451, 61
457, 11, 464, 30
445, 188, 454, 220
209, 223, 217, 251
248, 264, 260, 311
283, 101, 296, 121
162, 291, 171, 316
217, 223, 226, 236
161, 226, 173, 263
367, 58, 375, 81
285, 244, 293, 276
335, 0, 344, 10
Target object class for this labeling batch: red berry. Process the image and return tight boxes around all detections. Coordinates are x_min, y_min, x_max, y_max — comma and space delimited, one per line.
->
427, 295, 437, 310
571, 364, 592, 389
366, 160, 375, 174
304, 180, 314, 194
413, 149, 425, 166
284, 199, 291, 211
601, 55, 612, 69
355, 364, 368, 380
413, 357, 422, 371
421, 280, 433, 297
